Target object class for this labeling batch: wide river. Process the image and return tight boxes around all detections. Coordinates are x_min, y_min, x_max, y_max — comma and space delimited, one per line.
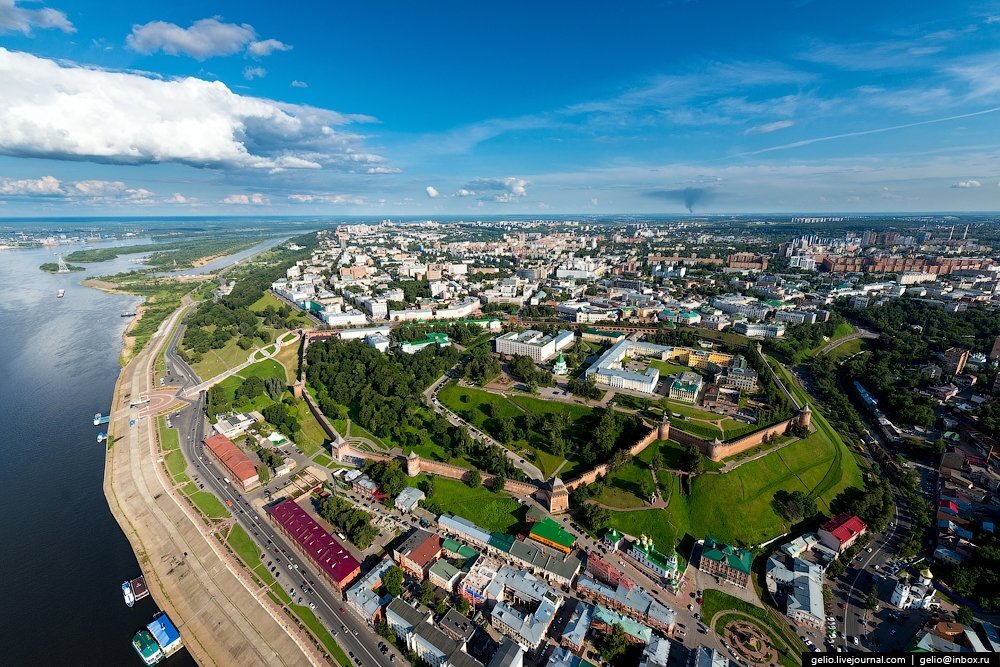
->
0, 237, 277, 664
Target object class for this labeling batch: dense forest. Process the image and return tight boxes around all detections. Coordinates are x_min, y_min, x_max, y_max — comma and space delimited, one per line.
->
836, 299, 1000, 427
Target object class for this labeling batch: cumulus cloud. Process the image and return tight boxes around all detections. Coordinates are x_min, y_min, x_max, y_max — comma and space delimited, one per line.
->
243, 65, 266, 80
126, 17, 260, 60
0, 175, 64, 195
425, 186, 440, 198
247, 38, 292, 58
167, 193, 188, 204
287, 193, 365, 205
222, 192, 268, 204
460, 177, 529, 202
0, 0, 74, 35
290, 79, 308, 88
744, 120, 794, 135
0, 48, 384, 172
0, 175, 160, 202
952, 180, 982, 188
366, 166, 401, 174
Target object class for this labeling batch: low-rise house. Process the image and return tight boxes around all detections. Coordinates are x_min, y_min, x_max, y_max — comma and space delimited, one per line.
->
818, 514, 867, 553
699, 537, 752, 589
393, 529, 442, 581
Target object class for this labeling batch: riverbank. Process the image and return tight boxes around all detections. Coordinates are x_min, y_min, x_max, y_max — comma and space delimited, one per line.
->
102, 299, 317, 667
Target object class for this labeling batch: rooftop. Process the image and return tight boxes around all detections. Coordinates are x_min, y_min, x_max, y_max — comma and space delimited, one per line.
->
267, 499, 360, 585
701, 537, 752, 575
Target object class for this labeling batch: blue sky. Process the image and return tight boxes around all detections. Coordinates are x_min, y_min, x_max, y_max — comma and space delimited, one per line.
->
1, 0, 1000, 215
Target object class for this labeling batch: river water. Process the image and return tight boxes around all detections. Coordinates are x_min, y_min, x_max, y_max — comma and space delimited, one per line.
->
0, 237, 283, 664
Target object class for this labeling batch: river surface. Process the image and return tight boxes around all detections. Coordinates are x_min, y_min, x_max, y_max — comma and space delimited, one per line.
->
0, 237, 275, 664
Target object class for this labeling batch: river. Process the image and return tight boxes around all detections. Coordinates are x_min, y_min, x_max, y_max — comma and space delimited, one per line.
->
0, 236, 280, 664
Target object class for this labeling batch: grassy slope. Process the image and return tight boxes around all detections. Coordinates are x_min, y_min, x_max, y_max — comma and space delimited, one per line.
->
430, 477, 526, 533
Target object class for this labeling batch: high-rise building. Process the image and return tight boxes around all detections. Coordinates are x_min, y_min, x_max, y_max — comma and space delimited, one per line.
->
943, 347, 969, 375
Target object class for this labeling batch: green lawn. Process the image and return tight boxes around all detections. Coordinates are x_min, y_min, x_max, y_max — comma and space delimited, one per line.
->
192, 337, 250, 379
180, 482, 198, 496
237, 359, 287, 381
826, 337, 866, 362
593, 459, 655, 509
427, 477, 526, 533
164, 449, 188, 481
158, 416, 180, 451
292, 605, 350, 666
228, 524, 262, 564
649, 360, 696, 376
313, 453, 334, 467
438, 383, 595, 479
661, 399, 722, 421
293, 398, 330, 457
606, 386, 864, 546
217, 375, 282, 413
702, 589, 806, 666
190, 491, 231, 518
250, 292, 313, 327
273, 340, 301, 383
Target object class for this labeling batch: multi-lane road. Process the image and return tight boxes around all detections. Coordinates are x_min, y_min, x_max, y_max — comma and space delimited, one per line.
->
164, 322, 401, 667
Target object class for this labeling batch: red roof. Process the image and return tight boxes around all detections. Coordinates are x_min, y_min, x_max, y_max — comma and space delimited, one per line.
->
203, 434, 258, 484
401, 531, 442, 569
267, 499, 360, 586
820, 513, 867, 544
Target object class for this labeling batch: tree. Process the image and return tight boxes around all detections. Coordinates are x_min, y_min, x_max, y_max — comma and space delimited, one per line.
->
376, 618, 392, 639
826, 558, 846, 579
597, 623, 629, 663
497, 417, 516, 444
639, 477, 656, 502
420, 477, 436, 499
435, 598, 448, 616
578, 503, 611, 531
681, 444, 705, 474
205, 384, 230, 420
955, 606, 974, 625
649, 451, 665, 471
865, 586, 880, 611
608, 449, 631, 472
467, 469, 482, 488
420, 579, 436, 606
773, 490, 818, 522
383, 566, 404, 598
455, 596, 470, 615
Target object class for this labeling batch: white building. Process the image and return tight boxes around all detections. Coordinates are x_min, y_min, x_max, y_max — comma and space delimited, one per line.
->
321, 308, 368, 327
495, 329, 574, 363
891, 568, 939, 610
733, 321, 785, 338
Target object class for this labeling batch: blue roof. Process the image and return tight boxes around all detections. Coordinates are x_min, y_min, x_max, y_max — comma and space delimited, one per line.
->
147, 613, 181, 649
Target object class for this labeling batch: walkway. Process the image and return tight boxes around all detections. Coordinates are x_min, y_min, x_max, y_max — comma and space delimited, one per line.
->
817, 327, 879, 356
180, 332, 300, 399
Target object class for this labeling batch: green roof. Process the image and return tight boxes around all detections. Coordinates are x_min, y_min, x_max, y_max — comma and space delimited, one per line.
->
442, 538, 478, 560
488, 532, 516, 552
526, 505, 548, 523
632, 542, 676, 572
528, 518, 577, 549
426, 332, 450, 343
429, 560, 461, 581
701, 536, 752, 574
604, 529, 624, 543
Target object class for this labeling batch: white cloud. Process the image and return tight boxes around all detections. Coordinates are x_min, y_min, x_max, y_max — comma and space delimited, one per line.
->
744, 120, 794, 135
290, 80, 308, 88
366, 166, 401, 174
243, 66, 266, 80
126, 17, 259, 60
0, 175, 63, 195
0, 0, 74, 35
247, 38, 292, 58
952, 179, 982, 188
222, 192, 268, 204
0, 48, 383, 171
425, 186, 440, 198
590, 197, 599, 206
68, 179, 153, 201
462, 177, 529, 202
167, 193, 188, 204
287, 193, 364, 205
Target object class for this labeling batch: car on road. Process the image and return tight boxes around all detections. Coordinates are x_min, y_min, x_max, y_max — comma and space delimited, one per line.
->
853, 636, 860, 645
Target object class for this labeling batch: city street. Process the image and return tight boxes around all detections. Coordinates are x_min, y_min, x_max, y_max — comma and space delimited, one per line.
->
164, 322, 403, 667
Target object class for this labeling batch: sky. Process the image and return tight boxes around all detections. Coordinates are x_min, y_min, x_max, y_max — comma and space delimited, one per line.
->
1, 0, 1000, 216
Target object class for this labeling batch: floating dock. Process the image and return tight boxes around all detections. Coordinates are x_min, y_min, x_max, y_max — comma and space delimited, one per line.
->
97, 432, 107, 443
93, 413, 110, 426
147, 612, 183, 657
130, 575, 150, 601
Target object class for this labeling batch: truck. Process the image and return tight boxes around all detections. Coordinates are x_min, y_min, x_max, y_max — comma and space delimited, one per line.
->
223, 477, 231, 485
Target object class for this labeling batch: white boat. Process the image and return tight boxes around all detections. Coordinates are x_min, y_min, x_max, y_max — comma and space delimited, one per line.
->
56, 289, 65, 298
122, 581, 135, 607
